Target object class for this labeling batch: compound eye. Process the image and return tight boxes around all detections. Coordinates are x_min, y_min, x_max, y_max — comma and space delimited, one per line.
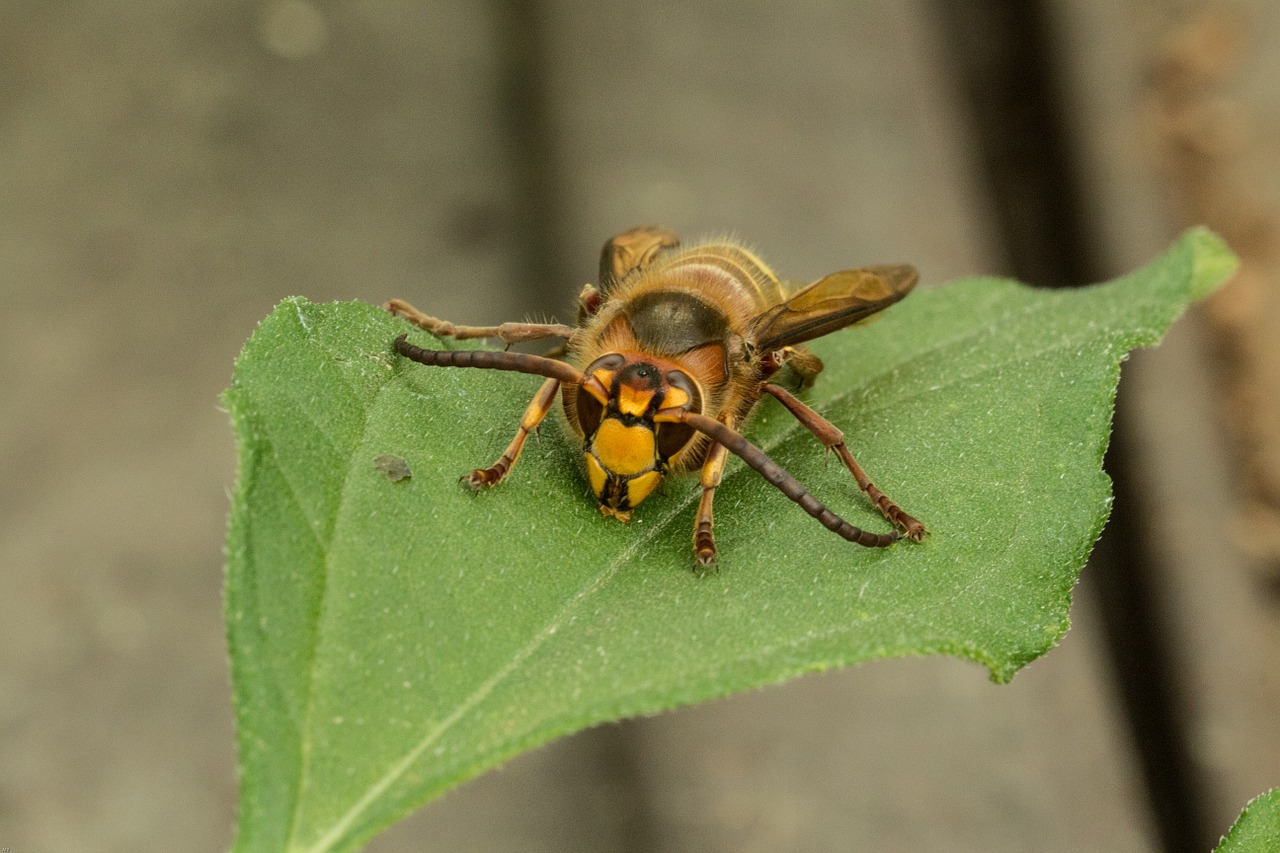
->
656, 421, 695, 462
576, 388, 603, 438
577, 353, 625, 436
664, 369, 702, 414
583, 353, 626, 386
656, 369, 702, 461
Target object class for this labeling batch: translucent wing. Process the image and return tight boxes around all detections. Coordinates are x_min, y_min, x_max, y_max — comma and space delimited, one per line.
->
748, 264, 918, 352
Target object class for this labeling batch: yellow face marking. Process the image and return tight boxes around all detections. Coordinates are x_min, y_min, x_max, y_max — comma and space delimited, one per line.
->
617, 384, 654, 417
624, 470, 662, 508
584, 452, 608, 499
583, 375, 610, 405
593, 417, 656, 476
663, 386, 690, 410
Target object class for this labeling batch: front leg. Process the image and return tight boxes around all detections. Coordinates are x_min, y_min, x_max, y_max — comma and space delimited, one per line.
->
384, 298, 577, 345
466, 377, 562, 488
761, 383, 927, 541
691, 415, 736, 569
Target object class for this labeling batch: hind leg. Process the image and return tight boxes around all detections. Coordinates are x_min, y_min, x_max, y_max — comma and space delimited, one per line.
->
761, 382, 927, 540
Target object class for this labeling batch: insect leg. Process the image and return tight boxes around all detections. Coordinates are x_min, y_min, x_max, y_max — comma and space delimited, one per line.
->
394, 335, 581, 486
599, 226, 681, 289
385, 299, 577, 344
692, 416, 736, 568
466, 377, 562, 488
574, 283, 603, 325
660, 409, 900, 549
760, 383, 927, 541
783, 346, 824, 387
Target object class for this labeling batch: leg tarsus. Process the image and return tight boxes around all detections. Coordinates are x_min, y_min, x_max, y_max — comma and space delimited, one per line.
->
691, 416, 734, 568
760, 382, 928, 540
833, 445, 928, 540
465, 377, 561, 489
694, 489, 719, 568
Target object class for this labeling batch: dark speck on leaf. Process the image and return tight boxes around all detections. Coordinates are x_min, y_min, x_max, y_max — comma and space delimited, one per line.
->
374, 454, 412, 482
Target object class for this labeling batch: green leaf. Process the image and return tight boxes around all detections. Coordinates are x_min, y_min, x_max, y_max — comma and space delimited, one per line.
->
224, 228, 1235, 852
1214, 790, 1280, 853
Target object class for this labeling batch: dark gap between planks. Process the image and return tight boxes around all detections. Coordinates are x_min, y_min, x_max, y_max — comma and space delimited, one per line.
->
493, 0, 574, 316
930, 2, 1214, 851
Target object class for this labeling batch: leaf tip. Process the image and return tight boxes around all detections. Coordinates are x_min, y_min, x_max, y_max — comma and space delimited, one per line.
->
1181, 226, 1239, 301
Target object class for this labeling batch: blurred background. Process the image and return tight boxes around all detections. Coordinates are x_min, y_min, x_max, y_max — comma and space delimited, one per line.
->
2, 1, 1277, 850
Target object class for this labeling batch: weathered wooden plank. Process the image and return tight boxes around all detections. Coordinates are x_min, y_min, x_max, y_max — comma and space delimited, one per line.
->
0, 2, 576, 851
534, 1, 997, 287
1049, 0, 1280, 838
631, 625, 1155, 852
